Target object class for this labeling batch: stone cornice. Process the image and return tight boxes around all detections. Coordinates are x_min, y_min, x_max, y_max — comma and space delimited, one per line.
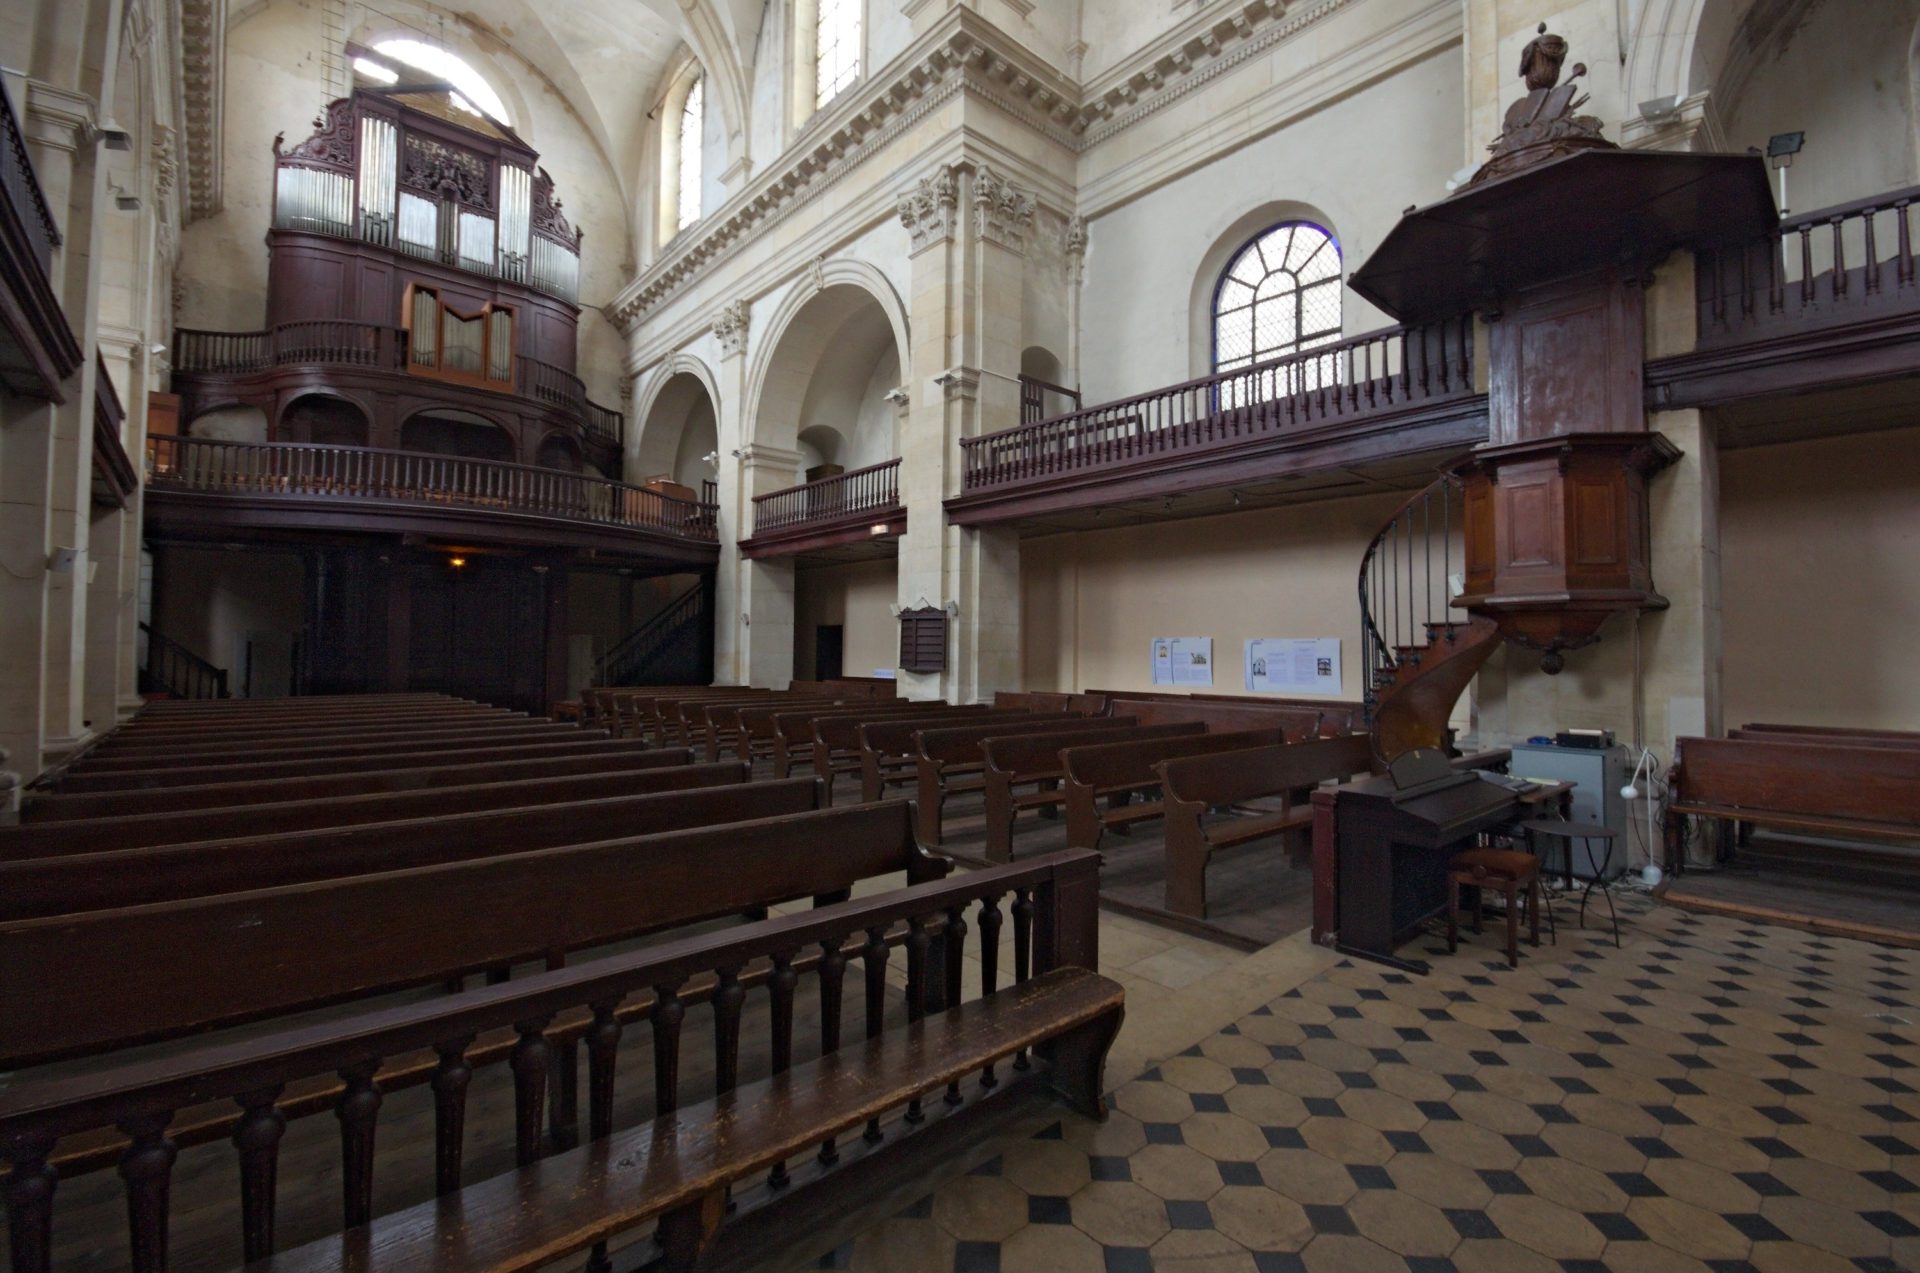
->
180, 0, 225, 222
610, 1, 1360, 334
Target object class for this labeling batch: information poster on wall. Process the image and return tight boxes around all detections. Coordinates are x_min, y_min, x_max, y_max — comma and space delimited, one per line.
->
1244, 638, 1341, 696
1151, 637, 1214, 687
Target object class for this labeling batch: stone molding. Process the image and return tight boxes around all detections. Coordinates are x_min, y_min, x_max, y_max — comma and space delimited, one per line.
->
713, 299, 751, 357
933, 366, 982, 403
610, 1, 1362, 333
180, 0, 225, 223
897, 163, 961, 252
973, 165, 1035, 250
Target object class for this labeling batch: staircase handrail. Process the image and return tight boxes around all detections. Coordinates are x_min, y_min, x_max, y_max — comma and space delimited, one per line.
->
1357, 472, 1463, 721
139, 621, 229, 700
594, 584, 706, 685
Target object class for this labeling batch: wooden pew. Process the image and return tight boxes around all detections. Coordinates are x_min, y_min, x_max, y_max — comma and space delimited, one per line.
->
1060, 728, 1296, 852
1664, 737, 1920, 886
125, 691, 465, 718
0, 801, 951, 1070
1739, 722, 1920, 743
980, 722, 1208, 862
106, 704, 517, 737
1731, 725, 1920, 750
770, 701, 954, 779
856, 711, 1070, 804
0, 850, 1115, 1273
704, 695, 837, 762
1156, 736, 1375, 918
735, 699, 936, 768
0, 759, 748, 858
684, 693, 838, 759
20, 744, 692, 820
0, 776, 827, 917
39, 736, 669, 794
87, 714, 536, 753
810, 705, 987, 794
69, 721, 588, 770
630, 688, 769, 746
1103, 696, 1327, 738
913, 716, 1146, 844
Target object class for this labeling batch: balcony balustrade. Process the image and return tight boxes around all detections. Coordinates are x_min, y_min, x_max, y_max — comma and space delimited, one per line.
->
145, 435, 717, 552
0, 76, 82, 398
744, 457, 903, 558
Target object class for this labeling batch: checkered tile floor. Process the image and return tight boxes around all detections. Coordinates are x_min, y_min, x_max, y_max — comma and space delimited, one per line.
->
803, 894, 1920, 1271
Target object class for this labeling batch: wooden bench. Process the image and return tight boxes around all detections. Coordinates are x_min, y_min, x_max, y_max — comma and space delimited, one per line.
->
19, 743, 692, 820
98, 707, 524, 745
772, 701, 955, 780
736, 699, 938, 769
1664, 737, 1920, 883
0, 758, 743, 856
66, 721, 591, 771
1104, 696, 1327, 739
980, 723, 1208, 862
1739, 722, 1920, 743
0, 800, 951, 1070
856, 711, 1068, 804
1730, 726, 1920, 750
0, 850, 1114, 1273
40, 735, 672, 794
690, 693, 839, 760
1156, 735, 1376, 918
0, 776, 827, 918
1060, 728, 1294, 852
912, 716, 1147, 844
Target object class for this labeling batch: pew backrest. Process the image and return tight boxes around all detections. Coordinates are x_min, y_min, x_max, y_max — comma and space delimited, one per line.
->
983, 721, 1208, 778
1060, 727, 1291, 793
1156, 735, 1375, 810
916, 715, 1143, 766
1670, 737, 1920, 827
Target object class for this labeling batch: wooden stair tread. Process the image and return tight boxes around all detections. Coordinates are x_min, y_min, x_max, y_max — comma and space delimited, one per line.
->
256, 968, 1121, 1272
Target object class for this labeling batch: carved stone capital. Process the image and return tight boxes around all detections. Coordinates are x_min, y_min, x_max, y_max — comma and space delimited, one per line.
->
713, 299, 750, 358
897, 164, 960, 252
973, 165, 1036, 251
933, 367, 981, 403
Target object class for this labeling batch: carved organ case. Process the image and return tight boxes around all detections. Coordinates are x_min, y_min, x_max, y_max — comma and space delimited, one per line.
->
266, 90, 585, 376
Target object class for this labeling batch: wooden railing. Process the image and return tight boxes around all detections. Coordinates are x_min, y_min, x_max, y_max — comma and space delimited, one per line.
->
1020, 375, 1081, 425
752, 457, 902, 534
0, 849, 1100, 1270
1358, 475, 1463, 720
2, 78, 60, 272
1696, 184, 1920, 349
960, 318, 1475, 491
145, 435, 717, 541
138, 621, 229, 700
173, 324, 625, 445
594, 582, 707, 686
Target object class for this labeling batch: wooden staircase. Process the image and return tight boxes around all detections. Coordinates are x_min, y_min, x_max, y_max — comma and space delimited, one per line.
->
592, 584, 712, 687
1359, 475, 1502, 760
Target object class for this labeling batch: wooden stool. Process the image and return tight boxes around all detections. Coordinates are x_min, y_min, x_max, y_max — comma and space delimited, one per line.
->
1446, 847, 1550, 968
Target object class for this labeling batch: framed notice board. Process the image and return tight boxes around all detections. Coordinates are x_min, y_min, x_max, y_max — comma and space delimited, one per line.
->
898, 606, 949, 674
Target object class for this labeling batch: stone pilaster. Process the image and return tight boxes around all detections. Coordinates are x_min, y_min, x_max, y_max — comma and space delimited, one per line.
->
737, 444, 801, 688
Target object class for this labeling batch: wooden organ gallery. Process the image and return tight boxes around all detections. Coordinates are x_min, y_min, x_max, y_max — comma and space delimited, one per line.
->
4, 1, 1920, 1271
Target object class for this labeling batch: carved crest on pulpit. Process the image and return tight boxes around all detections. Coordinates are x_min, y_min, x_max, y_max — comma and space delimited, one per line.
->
1471, 24, 1614, 185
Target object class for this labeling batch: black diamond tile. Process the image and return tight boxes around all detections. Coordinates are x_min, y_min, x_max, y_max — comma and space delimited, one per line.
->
1725, 1212, 1790, 1241
1478, 1169, 1529, 1195
1507, 1134, 1554, 1158
1684, 1031, 1719, 1048
1867, 1104, 1917, 1124
1603, 1010, 1640, 1025
1385, 1130, 1432, 1154
1587, 1211, 1646, 1241
1775, 1053, 1816, 1071
1180, 1044, 1204, 1057
1269, 1044, 1304, 1062
1304, 1096, 1342, 1118
1231, 1067, 1270, 1086
1864, 1169, 1919, 1194
1659, 1077, 1704, 1096
1358, 988, 1388, 1001
1421, 1007, 1453, 1022
1569, 1051, 1611, 1069
1764, 1078, 1812, 1097
1304, 1203, 1358, 1236
1348, 1163, 1394, 1189
1673, 1053, 1711, 1071
1755, 1105, 1807, 1126
1337, 1071, 1378, 1090
1778, 1032, 1818, 1047
1608, 1171, 1663, 1198
1867, 1134, 1920, 1156
1029, 1195, 1073, 1225
1139, 1068, 1163, 1083
1398, 1027, 1433, 1042
1647, 1105, 1695, 1126
1103, 1248, 1153, 1273
1553, 1076, 1598, 1095
1404, 1260, 1459, 1273
1470, 1050, 1507, 1067
1747, 1136, 1803, 1159
1090, 1156, 1132, 1182
1369, 1048, 1407, 1065
1533, 1103, 1575, 1124
1417, 1100, 1462, 1122
1190, 1092, 1230, 1114
969, 1156, 1004, 1177
1513, 1010, 1545, 1024
1033, 1121, 1065, 1140
1865, 1210, 1920, 1238
1143, 1122, 1184, 1145
1252, 1255, 1308, 1273
1302, 1024, 1335, 1040
1165, 1200, 1212, 1230
1629, 1136, 1680, 1160
955, 1240, 1000, 1273
1222, 1024, 1241, 1036
1493, 1028, 1529, 1044
1444, 1207, 1502, 1239
1588, 1030, 1626, 1046
1870, 1076, 1917, 1094
1446, 1073, 1487, 1093
1219, 1160, 1263, 1187
1265, 1126, 1308, 1150
1329, 1005, 1362, 1020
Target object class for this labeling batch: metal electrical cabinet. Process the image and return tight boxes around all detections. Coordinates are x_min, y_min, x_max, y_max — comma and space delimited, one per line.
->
1508, 742, 1632, 880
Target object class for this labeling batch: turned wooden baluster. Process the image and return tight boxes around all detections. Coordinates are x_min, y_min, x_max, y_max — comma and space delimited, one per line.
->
1012, 887, 1034, 1071
905, 915, 932, 1123
511, 1016, 554, 1166
862, 925, 890, 1143
714, 965, 746, 1096
944, 902, 970, 1106
1831, 214, 1849, 299
120, 1113, 179, 1273
1898, 199, 1914, 289
431, 1037, 474, 1196
4, 1134, 58, 1273
233, 1086, 287, 1262
654, 980, 688, 1118
581, 1001, 623, 1273
336, 1061, 383, 1229
817, 936, 848, 1164
1799, 224, 1816, 307
1864, 209, 1881, 295
767, 951, 799, 1189
978, 894, 1004, 1090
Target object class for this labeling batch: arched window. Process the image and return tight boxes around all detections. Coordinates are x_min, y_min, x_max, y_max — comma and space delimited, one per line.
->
816, 0, 862, 109
1212, 222, 1342, 374
365, 38, 510, 124
677, 74, 705, 231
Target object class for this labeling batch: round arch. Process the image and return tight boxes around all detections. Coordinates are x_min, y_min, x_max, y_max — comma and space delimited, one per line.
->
635, 358, 721, 488
345, 21, 535, 138
744, 259, 911, 449
399, 407, 516, 463
1186, 200, 1342, 379
281, 392, 372, 447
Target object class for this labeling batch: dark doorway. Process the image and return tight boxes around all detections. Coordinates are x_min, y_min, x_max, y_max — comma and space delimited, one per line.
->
815, 624, 844, 680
